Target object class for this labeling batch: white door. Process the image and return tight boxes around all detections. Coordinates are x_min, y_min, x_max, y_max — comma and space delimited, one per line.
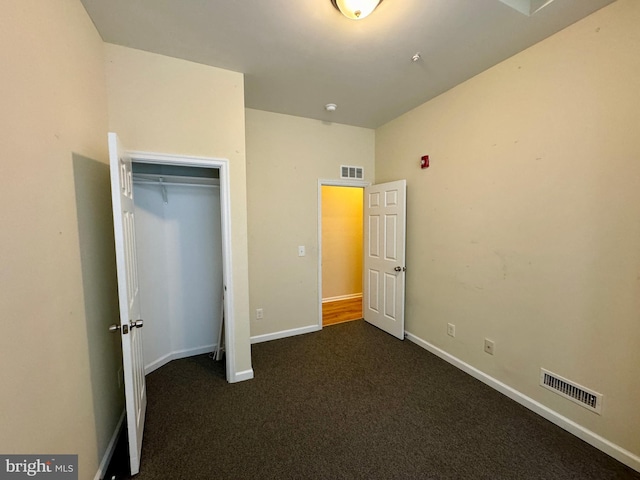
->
108, 133, 147, 475
363, 180, 407, 339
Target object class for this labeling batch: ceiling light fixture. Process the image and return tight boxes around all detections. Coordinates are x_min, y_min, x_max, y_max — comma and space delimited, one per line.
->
330, 0, 383, 20
325, 103, 337, 112
499, 0, 556, 16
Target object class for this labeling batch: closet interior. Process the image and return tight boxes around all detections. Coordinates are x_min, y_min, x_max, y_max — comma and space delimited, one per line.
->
131, 162, 223, 374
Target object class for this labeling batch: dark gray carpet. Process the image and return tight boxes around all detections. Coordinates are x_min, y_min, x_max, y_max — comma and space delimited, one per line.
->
110, 320, 639, 479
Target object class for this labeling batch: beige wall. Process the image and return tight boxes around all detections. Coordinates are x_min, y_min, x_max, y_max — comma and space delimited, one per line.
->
3, 0, 636, 474
0, 1, 123, 478
376, 0, 640, 459
322, 186, 363, 300
104, 44, 253, 377
246, 109, 374, 337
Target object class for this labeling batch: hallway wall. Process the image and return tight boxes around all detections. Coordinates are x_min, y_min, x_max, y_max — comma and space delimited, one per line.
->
322, 186, 363, 300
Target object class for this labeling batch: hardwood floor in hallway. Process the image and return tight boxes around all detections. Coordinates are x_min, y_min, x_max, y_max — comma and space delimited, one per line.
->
322, 297, 362, 326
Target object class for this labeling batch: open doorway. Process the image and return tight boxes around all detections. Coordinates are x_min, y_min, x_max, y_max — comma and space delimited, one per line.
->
131, 163, 223, 374
125, 148, 240, 382
318, 181, 367, 327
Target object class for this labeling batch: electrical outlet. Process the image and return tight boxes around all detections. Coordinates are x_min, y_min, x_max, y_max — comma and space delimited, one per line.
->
484, 338, 495, 355
256, 308, 263, 320
447, 323, 456, 337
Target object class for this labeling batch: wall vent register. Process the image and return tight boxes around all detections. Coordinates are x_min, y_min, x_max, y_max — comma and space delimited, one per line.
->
341, 165, 364, 180
540, 368, 603, 414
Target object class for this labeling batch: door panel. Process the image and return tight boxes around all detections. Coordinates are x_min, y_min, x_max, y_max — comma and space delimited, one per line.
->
363, 180, 406, 339
385, 215, 397, 260
109, 132, 147, 475
368, 215, 380, 258
368, 270, 379, 312
384, 273, 397, 319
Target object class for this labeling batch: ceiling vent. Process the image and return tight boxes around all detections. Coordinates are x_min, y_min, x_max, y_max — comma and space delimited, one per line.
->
540, 368, 602, 414
340, 165, 364, 180
499, 0, 556, 16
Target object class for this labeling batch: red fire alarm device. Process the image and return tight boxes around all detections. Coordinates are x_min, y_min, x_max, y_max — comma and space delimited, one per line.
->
421, 155, 429, 169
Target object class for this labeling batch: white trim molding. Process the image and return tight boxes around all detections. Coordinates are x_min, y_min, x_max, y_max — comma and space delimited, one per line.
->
144, 344, 217, 376
322, 293, 363, 304
230, 369, 255, 383
405, 330, 640, 473
251, 325, 321, 345
126, 149, 249, 384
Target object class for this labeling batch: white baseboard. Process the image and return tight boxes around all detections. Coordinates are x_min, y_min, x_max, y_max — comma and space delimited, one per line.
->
405, 330, 640, 473
322, 293, 363, 304
251, 324, 321, 344
230, 368, 255, 383
145, 344, 216, 375
94, 409, 125, 480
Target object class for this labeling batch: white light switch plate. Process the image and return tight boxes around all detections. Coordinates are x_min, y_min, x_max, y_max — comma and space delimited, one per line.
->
298, 246, 305, 257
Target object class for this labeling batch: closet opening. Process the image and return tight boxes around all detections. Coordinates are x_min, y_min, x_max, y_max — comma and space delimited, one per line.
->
131, 161, 226, 376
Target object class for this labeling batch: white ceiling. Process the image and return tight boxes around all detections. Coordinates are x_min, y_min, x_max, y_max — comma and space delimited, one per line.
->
80, 0, 615, 129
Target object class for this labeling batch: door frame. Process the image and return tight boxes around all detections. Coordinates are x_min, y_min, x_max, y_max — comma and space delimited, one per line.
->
317, 179, 370, 328
128, 150, 238, 382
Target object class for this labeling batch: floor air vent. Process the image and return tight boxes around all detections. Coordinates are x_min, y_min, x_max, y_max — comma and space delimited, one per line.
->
341, 165, 364, 180
540, 368, 602, 414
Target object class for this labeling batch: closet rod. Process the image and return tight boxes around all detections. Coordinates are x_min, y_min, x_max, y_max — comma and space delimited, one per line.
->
133, 180, 219, 189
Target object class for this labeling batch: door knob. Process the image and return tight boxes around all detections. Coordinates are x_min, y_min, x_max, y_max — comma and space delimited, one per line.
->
108, 324, 121, 333
130, 319, 144, 329
394, 266, 402, 272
